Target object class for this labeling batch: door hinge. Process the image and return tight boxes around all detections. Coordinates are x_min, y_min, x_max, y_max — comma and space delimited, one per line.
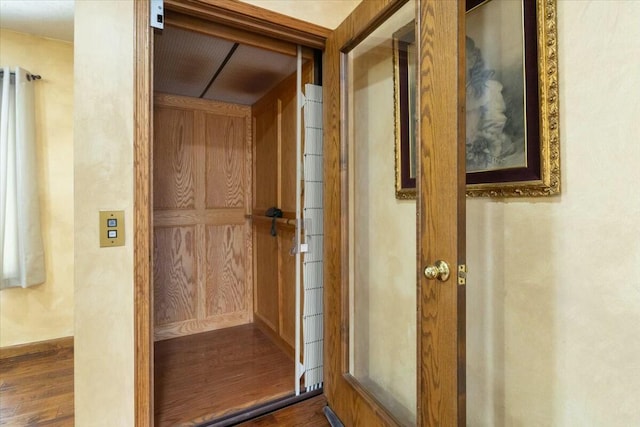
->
458, 264, 467, 286
150, 0, 164, 29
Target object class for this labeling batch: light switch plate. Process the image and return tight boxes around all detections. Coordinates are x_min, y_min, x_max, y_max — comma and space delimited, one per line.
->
100, 211, 125, 247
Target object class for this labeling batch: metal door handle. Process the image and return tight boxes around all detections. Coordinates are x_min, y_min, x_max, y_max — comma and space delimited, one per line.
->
424, 260, 450, 282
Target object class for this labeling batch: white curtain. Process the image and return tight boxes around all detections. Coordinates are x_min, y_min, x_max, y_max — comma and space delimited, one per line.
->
0, 66, 45, 289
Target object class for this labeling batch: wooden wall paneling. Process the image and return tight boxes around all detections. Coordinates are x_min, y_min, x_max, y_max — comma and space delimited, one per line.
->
153, 226, 198, 326
280, 62, 314, 213
253, 222, 280, 331
277, 98, 283, 209
194, 112, 207, 322
154, 208, 245, 227
153, 107, 196, 210
245, 108, 254, 320
279, 74, 297, 214
206, 225, 247, 316
251, 58, 315, 354
205, 113, 245, 208
252, 100, 279, 212
153, 95, 252, 340
278, 227, 296, 348
154, 312, 251, 341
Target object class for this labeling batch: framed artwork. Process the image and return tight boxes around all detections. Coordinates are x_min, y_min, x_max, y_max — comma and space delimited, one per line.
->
466, 0, 559, 197
393, 22, 417, 199
393, 0, 560, 199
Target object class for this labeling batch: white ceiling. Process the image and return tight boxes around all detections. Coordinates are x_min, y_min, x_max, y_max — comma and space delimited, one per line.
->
0, 0, 74, 42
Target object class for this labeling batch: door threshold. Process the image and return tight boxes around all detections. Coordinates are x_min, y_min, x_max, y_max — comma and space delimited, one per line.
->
195, 389, 323, 427
323, 405, 345, 427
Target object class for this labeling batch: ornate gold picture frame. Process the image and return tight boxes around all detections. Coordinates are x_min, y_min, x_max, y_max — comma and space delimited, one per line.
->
393, 22, 417, 199
466, 0, 560, 197
393, 0, 559, 199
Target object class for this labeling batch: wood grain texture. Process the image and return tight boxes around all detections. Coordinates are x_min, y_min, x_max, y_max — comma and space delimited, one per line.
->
164, 0, 330, 50
154, 106, 196, 210
251, 61, 313, 351
0, 336, 72, 360
253, 97, 279, 212
134, 1, 153, 425
154, 324, 293, 426
139, 2, 327, 424
166, 10, 315, 59
278, 227, 297, 348
254, 222, 279, 331
153, 311, 251, 341
155, 92, 252, 117
153, 226, 198, 325
154, 208, 245, 227
254, 314, 294, 360
236, 394, 330, 427
205, 113, 245, 208
154, 95, 252, 340
0, 343, 74, 426
206, 225, 247, 316
278, 64, 313, 213
417, 0, 466, 425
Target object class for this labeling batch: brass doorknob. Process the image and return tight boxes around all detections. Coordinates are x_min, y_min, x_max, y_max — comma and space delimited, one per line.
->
424, 260, 450, 282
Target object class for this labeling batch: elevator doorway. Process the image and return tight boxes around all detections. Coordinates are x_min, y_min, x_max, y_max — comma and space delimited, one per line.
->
151, 18, 322, 426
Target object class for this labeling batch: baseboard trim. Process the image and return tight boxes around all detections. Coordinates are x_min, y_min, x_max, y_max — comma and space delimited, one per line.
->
0, 336, 74, 360
253, 314, 295, 360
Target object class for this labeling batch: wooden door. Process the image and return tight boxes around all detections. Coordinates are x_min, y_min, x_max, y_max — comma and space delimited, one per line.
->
323, 0, 465, 425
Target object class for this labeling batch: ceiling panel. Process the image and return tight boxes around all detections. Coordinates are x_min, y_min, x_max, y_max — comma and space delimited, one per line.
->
154, 26, 236, 98
203, 44, 298, 105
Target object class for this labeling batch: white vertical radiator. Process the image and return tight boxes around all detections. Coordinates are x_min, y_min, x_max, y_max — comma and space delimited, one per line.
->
301, 83, 323, 392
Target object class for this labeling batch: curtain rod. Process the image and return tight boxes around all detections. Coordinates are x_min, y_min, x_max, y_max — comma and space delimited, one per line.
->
0, 70, 42, 81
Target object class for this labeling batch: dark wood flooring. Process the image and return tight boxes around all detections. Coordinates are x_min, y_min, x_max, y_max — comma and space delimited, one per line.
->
0, 324, 309, 427
154, 323, 294, 426
0, 345, 74, 426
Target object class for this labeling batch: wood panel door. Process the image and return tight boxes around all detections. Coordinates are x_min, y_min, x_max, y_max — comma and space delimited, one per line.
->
323, 0, 465, 426
153, 93, 253, 341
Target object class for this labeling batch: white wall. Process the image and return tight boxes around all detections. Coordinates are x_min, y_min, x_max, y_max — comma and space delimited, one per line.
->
466, 1, 640, 425
73, 1, 134, 426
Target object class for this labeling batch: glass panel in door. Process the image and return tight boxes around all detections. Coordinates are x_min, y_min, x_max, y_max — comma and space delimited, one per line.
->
345, 1, 417, 425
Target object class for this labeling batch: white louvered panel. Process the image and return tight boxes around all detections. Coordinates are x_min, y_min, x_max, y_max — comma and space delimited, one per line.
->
304, 152, 323, 183
302, 84, 324, 391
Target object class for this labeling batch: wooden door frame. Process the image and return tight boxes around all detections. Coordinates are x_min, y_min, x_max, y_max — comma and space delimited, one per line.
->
133, 1, 330, 426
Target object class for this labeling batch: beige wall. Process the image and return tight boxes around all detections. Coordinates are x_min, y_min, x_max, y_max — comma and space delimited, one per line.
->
73, 1, 134, 426
0, 30, 74, 347
73, 0, 640, 425
239, 0, 359, 29
466, 1, 640, 425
